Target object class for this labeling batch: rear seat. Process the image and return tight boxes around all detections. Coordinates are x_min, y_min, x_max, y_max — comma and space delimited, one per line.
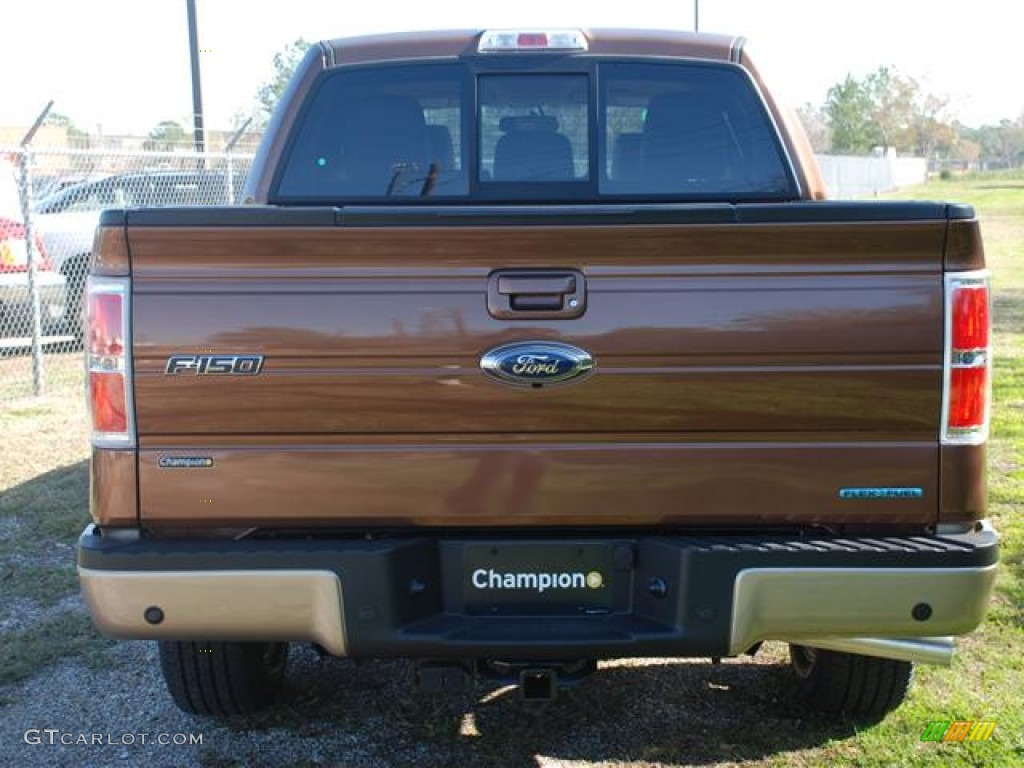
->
493, 115, 575, 181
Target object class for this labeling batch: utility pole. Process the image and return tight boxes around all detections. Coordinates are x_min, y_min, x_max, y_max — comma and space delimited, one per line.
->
186, 0, 205, 152
694, 0, 700, 32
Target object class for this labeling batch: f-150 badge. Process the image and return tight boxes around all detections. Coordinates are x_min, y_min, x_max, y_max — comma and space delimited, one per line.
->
480, 342, 594, 388
165, 354, 264, 375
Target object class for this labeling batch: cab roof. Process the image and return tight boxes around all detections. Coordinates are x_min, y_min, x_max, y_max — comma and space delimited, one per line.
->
322, 28, 742, 67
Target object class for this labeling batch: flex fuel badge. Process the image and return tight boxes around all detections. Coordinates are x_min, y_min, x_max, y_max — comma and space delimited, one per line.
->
839, 487, 924, 499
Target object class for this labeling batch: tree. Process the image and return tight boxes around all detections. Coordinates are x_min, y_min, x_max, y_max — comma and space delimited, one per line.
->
254, 38, 311, 125
145, 120, 188, 151
796, 103, 831, 153
951, 130, 981, 168
864, 67, 917, 153
912, 93, 956, 159
983, 119, 1024, 167
823, 67, 958, 159
825, 75, 878, 154
44, 110, 91, 149
43, 111, 73, 128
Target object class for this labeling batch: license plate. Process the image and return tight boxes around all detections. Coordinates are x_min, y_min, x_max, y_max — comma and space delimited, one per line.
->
462, 542, 614, 614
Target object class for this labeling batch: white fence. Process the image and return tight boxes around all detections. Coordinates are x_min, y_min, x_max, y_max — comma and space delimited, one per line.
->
815, 154, 928, 199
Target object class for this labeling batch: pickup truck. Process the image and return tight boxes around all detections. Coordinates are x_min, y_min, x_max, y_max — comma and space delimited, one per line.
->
77, 28, 997, 721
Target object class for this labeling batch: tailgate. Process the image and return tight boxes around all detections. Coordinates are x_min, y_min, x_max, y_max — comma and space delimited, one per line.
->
129, 204, 948, 528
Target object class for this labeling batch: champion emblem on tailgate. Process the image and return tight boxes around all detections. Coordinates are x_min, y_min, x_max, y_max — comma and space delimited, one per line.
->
158, 456, 214, 468
480, 342, 594, 387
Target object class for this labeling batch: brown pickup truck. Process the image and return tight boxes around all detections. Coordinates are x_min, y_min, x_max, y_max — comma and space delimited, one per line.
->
77, 28, 997, 721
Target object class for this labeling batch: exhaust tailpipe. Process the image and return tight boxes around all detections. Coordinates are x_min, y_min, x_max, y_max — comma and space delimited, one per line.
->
797, 636, 954, 666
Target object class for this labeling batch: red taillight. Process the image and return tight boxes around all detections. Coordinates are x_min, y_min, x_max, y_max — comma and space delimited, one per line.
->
952, 286, 989, 349
948, 367, 987, 429
89, 293, 125, 356
89, 372, 127, 433
87, 277, 133, 447
943, 273, 991, 444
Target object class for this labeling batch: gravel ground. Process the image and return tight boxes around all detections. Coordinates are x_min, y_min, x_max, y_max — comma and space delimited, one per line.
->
0, 595, 824, 768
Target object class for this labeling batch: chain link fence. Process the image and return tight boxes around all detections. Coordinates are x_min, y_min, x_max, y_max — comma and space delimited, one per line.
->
1, 146, 254, 401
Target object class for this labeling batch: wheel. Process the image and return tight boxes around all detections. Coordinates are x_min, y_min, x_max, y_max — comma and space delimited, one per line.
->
789, 644, 913, 718
158, 640, 289, 716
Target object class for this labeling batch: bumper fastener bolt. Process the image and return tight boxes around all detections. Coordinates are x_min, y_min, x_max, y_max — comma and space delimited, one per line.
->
144, 606, 164, 625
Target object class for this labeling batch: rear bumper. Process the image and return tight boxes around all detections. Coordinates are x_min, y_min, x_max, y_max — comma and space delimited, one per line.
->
77, 525, 998, 662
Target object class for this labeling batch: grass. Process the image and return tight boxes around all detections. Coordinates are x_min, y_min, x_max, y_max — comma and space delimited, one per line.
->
0, 173, 1020, 766
0, 565, 79, 606
0, 359, 93, 683
0, 611, 113, 684
0, 349, 83, 402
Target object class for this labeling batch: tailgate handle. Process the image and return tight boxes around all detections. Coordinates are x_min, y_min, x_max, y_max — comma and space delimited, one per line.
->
487, 270, 586, 320
510, 294, 562, 311
498, 275, 575, 295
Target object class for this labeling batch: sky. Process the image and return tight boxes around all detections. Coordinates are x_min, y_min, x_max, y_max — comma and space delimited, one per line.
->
1, 0, 1021, 137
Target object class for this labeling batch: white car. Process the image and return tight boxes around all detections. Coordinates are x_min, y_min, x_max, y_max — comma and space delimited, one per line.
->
0, 159, 67, 339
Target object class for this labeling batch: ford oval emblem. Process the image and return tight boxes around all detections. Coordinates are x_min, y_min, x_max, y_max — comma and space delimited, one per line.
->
480, 341, 595, 388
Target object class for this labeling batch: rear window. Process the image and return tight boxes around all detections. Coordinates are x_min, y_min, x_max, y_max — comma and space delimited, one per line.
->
274, 60, 796, 203
600, 62, 793, 197
277, 63, 468, 200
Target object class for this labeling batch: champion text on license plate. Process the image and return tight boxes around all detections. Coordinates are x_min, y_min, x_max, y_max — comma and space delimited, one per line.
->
462, 542, 616, 615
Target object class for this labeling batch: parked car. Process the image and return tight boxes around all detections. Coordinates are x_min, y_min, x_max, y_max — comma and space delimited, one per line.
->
0, 159, 66, 339
32, 172, 110, 202
33, 170, 244, 332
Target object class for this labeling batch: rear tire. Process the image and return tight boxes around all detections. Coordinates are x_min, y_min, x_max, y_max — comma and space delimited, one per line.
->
789, 644, 913, 718
158, 640, 289, 716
